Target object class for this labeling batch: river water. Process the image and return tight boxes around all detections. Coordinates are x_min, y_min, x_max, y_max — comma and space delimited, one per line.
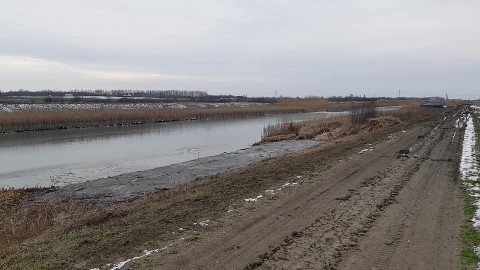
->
0, 111, 351, 188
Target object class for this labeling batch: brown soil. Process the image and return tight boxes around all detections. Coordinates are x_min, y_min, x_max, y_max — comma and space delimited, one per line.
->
124, 107, 464, 270
0, 106, 465, 270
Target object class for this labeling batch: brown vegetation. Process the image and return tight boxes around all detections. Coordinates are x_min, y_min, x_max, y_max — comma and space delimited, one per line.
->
0, 99, 420, 133
261, 105, 430, 143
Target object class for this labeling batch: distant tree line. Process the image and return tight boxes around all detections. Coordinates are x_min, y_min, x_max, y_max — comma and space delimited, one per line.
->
0, 89, 210, 98
0, 89, 278, 103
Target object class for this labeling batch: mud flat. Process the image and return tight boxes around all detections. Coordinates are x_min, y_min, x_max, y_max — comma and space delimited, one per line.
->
44, 140, 320, 203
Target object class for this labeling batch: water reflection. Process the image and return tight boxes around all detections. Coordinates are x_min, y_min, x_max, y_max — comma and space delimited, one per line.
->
0, 111, 346, 188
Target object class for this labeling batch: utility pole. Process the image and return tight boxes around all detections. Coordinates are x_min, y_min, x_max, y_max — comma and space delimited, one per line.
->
398, 89, 400, 98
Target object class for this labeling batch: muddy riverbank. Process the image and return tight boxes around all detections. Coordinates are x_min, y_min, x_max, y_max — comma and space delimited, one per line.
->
38, 140, 320, 203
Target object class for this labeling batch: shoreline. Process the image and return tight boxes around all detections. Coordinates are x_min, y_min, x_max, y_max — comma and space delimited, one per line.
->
37, 140, 321, 204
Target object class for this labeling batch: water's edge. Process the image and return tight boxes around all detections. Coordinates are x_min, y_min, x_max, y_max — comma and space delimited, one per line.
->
39, 140, 321, 203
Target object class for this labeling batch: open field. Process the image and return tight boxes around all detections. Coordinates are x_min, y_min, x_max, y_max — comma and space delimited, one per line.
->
0, 98, 419, 133
1, 104, 471, 270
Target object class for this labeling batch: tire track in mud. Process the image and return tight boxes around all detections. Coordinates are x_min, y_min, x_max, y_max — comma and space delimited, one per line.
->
154, 130, 428, 270
251, 115, 454, 270
339, 113, 463, 270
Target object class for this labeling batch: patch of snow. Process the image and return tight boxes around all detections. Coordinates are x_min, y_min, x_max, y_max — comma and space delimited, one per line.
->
281, 182, 298, 189
179, 227, 186, 231
194, 220, 210, 227
96, 247, 168, 270
359, 146, 374, 154
244, 194, 263, 202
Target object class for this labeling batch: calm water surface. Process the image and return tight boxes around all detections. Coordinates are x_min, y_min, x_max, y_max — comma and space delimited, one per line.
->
0, 111, 348, 188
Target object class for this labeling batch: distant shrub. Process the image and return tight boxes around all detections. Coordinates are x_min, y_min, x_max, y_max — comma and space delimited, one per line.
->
351, 102, 378, 125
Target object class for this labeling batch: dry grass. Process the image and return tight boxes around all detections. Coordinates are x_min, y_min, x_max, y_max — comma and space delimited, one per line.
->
0, 106, 294, 132
0, 188, 56, 256
261, 116, 350, 143
0, 99, 421, 133
261, 105, 431, 143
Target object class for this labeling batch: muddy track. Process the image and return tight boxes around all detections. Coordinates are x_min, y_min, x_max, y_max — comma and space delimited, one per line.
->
129, 108, 463, 270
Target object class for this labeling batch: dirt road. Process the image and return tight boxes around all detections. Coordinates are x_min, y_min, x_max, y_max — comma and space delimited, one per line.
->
126, 108, 463, 270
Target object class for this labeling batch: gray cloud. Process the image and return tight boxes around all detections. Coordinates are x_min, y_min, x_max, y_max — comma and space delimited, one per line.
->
0, 0, 479, 98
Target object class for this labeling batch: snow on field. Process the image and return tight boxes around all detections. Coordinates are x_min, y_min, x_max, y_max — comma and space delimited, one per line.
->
0, 102, 265, 112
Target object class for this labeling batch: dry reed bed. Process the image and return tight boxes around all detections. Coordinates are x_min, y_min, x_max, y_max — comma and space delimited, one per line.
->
261, 105, 429, 143
0, 105, 306, 133
0, 99, 420, 133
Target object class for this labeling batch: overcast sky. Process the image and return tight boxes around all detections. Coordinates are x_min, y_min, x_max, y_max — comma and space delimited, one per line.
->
1, 1, 479, 98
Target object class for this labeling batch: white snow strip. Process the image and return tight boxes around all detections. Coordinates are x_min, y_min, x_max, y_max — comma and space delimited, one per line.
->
460, 111, 480, 234
194, 219, 211, 227
244, 194, 263, 202
460, 115, 478, 181
109, 249, 159, 270
459, 109, 480, 270
359, 146, 374, 154
281, 182, 298, 189
90, 246, 168, 270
